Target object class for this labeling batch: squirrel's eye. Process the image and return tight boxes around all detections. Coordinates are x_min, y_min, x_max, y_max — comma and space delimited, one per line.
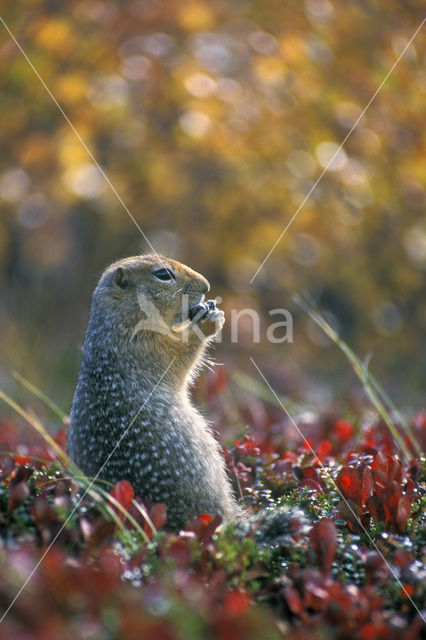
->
152, 267, 175, 282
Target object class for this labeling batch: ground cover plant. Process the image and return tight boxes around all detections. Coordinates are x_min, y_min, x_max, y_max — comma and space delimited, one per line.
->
0, 369, 424, 640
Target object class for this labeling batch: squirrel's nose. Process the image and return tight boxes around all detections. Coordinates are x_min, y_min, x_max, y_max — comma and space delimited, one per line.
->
183, 277, 210, 295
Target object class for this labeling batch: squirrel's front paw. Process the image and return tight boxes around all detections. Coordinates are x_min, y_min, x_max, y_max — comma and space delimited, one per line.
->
189, 300, 225, 338
200, 307, 225, 337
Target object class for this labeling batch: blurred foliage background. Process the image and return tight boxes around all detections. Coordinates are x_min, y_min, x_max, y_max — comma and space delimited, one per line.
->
0, 0, 425, 415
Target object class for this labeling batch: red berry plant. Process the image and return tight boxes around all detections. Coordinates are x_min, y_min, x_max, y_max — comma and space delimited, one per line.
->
0, 381, 425, 640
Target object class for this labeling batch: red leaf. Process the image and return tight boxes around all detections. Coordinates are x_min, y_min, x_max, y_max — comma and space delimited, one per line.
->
336, 467, 362, 506
235, 435, 260, 457
394, 548, 413, 569
14, 454, 33, 465
359, 465, 374, 509
294, 465, 325, 492
301, 466, 320, 481
223, 590, 250, 617
109, 480, 134, 516
335, 420, 354, 442
32, 495, 57, 527
382, 481, 408, 529
303, 478, 324, 493
0, 444, 15, 479
401, 585, 414, 598
406, 478, 415, 496
361, 622, 390, 639
198, 513, 213, 525
371, 452, 389, 474
366, 495, 386, 525
83, 518, 116, 550
284, 586, 304, 616
303, 438, 314, 451
388, 456, 403, 484
162, 537, 192, 568
372, 468, 389, 497
149, 502, 167, 530
304, 580, 329, 611
337, 497, 363, 533
309, 518, 337, 573
185, 513, 222, 543
274, 459, 293, 475
395, 495, 412, 532
317, 439, 333, 459
8, 481, 30, 514
365, 551, 388, 585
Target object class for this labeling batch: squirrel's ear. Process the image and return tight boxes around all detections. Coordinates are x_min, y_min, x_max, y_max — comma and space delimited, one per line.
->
114, 266, 132, 290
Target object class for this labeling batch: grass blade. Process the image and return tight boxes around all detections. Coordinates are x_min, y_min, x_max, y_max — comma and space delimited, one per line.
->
0, 390, 70, 467
293, 295, 420, 461
232, 370, 306, 416
12, 371, 67, 422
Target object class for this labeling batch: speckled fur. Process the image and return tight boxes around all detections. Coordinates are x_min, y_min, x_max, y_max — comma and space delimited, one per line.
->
67, 255, 242, 530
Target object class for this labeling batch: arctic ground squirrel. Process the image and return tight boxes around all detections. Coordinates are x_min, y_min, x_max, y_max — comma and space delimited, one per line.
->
67, 255, 308, 542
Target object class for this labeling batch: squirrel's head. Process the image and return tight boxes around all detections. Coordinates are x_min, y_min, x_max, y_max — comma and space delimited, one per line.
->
91, 254, 224, 349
